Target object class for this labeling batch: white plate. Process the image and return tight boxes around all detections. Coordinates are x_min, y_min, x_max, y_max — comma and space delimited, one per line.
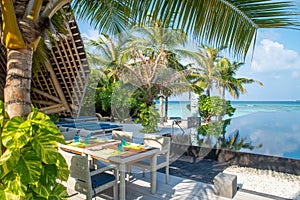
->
142, 145, 152, 149
130, 143, 140, 146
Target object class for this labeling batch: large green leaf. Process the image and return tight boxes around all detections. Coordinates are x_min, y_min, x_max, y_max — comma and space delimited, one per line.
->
0, 149, 20, 178
31, 182, 51, 199
30, 167, 69, 199
0, 105, 69, 199
4, 174, 26, 199
31, 130, 59, 164
40, 164, 57, 186
29, 112, 65, 144
2, 116, 30, 149
17, 146, 42, 186
48, 184, 69, 200
55, 153, 69, 182
0, 190, 5, 200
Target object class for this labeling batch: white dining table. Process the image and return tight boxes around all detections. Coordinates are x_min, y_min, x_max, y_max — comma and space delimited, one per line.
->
58, 140, 159, 200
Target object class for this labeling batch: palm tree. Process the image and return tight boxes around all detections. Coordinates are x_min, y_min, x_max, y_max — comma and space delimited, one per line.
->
85, 34, 133, 81
178, 45, 227, 96
215, 58, 263, 99
131, 22, 188, 123
84, 34, 134, 120
1, 0, 299, 118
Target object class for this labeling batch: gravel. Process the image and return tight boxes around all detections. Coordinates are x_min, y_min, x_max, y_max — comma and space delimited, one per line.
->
223, 165, 300, 199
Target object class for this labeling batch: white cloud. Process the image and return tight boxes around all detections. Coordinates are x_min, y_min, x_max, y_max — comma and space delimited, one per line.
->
81, 29, 100, 41
251, 39, 300, 73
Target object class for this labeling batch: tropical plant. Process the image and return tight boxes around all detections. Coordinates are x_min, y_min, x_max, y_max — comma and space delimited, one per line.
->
215, 57, 263, 99
85, 34, 137, 120
197, 119, 231, 147
139, 103, 160, 133
85, 34, 133, 81
199, 95, 236, 122
199, 119, 231, 137
131, 23, 189, 123
0, 101, 69, 199
178, 45, 226, 96
73, 0, 300, 58
1, 0, 299, 117
0, 1, 298, 199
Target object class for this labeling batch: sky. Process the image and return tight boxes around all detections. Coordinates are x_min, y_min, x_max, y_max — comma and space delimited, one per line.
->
77, 22, 300, 101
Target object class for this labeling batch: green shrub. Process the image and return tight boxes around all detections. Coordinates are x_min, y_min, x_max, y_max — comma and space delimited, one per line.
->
0, 101, 69, 199
139, 103, 159, 133
199, 95, 235, 122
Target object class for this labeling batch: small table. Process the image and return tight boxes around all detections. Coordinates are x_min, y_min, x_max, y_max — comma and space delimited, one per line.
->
59, 140, 159, 200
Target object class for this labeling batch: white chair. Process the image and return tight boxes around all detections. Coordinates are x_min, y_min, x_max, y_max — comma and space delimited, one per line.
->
59, 150, 118, 200
62, 128, 79, 141
112, 130, 133, 142
132, 135, 171, 184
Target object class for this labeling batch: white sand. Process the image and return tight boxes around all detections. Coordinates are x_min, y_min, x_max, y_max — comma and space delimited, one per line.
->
223, 165, 300, 199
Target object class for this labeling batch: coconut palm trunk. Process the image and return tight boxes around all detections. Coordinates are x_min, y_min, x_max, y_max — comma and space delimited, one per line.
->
4, 48, 33, 117
0, 0, 72, 117
159, 89, 164, 125
164, 95, 169, 120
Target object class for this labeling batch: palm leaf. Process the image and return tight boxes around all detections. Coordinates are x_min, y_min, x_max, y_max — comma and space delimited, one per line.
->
73, 0, 300, 58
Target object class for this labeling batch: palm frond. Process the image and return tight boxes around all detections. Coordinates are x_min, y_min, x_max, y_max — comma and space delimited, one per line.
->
71, 0, 131, 35
129, 0, 300, 58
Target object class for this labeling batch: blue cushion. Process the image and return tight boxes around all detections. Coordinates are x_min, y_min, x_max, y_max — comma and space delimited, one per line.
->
101, 125, 119, 129
84, 126, 101, 130
91, 172, 115, 188
62, 123, 76, 128
170, 117, 181, 120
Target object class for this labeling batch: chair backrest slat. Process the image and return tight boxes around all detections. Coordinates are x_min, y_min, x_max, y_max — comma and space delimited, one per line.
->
112, 130, 133, 142
144, 135, 170, 152
59, 150, 90, 182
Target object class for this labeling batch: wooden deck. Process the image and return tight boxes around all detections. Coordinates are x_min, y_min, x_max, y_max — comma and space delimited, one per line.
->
68, 171, 276, 200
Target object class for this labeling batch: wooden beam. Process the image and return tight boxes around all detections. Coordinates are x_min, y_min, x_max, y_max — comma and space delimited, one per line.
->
41, 106, 67, 115
39, 103, 64, 111
31, 100, 56, 106
44, 50, 71, 113
32, 87, 61, 103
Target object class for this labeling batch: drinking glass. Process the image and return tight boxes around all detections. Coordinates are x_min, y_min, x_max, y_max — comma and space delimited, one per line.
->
118, 143, 123, 152
121, 138, 127, 146
74, 134, 80, 142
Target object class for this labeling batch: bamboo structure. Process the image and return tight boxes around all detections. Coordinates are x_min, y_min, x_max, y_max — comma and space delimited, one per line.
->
0, 14, 90, 118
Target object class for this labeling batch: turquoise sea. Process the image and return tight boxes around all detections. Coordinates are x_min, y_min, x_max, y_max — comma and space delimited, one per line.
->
156, 101, 300, 160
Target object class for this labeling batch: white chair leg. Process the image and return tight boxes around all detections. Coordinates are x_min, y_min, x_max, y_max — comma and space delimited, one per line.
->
113, 181, 118, 200
126, 165, 131, 181
165, 166, 169, 184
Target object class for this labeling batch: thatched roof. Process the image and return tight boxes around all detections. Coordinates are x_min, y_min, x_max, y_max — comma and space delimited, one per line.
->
0, 15, 90, 118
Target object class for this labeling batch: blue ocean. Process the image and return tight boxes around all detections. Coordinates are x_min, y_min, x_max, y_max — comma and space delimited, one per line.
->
156, 101, 300, 160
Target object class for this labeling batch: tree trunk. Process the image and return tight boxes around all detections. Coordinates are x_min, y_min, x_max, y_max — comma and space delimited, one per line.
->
159, 90, 164, 125
222, 87, 225, 99
164, 95, 169, 121
4, 48, 33, 118
190, 92, 200, 146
